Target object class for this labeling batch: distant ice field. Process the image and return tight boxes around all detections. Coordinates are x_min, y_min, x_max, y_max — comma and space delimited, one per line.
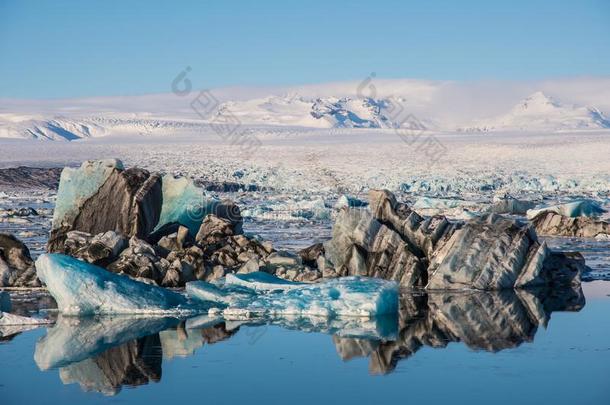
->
1, 129, 610, 197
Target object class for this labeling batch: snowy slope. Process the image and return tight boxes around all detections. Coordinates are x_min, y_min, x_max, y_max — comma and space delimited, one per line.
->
461, 92, 610, 132
0, 114, 106, 140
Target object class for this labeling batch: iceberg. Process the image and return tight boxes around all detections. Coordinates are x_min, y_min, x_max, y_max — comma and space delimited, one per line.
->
0, 310, 52, 326
242, 197, 330, 221
334, 194, 368, 210
52, 159, 123, 230
155, 175, 220, 236
36, 253, 201, 315
527, 199, 606, 219
413, 197, 465, 210
187, 272, 399, 318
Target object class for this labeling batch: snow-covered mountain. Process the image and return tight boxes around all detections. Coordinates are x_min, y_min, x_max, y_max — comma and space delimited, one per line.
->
0, 114, 212, 141
215, 95, 405, 129
2, 78, 610, 140
460, 92, 610, 132
0, 115, 106, 140
310, 97, 396, 128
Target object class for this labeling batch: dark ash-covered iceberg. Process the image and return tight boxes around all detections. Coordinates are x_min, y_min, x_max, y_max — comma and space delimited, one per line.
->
317, 190, 584, 290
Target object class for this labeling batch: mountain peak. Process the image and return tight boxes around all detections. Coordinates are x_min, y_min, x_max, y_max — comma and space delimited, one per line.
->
517, 91, 560, 111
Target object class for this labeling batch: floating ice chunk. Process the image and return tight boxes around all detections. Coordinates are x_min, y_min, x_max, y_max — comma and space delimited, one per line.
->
413, 197, 483, 210
186, 280, 251, 307
155, 175, 219, 236
527, 199, 606, 219
242, 197, 330, 221
0, 310, 52, 326
36, 253, 201, 315
187, 273, 398, 318
224, 272, 306, 292
334, 195, 368, 210
52, 159, 123, 230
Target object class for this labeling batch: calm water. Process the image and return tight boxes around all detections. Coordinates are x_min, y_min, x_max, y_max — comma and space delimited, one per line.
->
1, 282, 609, 405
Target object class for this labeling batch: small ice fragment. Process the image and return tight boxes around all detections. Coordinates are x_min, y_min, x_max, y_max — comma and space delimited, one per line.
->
0, 311, 52, 326
225, 272, 306, 292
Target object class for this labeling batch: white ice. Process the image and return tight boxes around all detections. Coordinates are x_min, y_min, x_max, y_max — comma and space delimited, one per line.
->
0, 310, 52, 326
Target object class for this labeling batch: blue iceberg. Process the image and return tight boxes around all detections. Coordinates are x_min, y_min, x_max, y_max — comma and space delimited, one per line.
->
155, 175, 220, 236
186, 272, 399, 318
36, 253, 202, 315
527, 199, 606, 219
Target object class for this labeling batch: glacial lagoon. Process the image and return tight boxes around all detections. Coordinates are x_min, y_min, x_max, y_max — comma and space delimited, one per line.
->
1, 281, 608, 404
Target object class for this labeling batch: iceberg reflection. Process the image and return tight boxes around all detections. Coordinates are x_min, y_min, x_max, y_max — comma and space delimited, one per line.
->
33, 286, 584, 394
334, 286, 585, 374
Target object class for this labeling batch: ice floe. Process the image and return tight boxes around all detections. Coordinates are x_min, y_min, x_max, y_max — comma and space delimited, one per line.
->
187, 272, 398, 318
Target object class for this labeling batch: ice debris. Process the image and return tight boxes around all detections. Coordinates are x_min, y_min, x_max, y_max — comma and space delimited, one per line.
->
186, 271, 399, 318
334, 195, 368, 210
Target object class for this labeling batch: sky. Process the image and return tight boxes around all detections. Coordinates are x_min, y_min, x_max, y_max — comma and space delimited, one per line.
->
0, 0, 609, 99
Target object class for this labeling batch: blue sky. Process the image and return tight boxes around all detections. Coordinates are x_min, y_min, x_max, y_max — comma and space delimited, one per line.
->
1, 0, 609, 99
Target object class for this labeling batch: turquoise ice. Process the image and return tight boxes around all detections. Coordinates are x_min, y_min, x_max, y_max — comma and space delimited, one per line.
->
527, 199, 606, 219
187, 272, 399, 318
36, 253, 202, 315
155, 175, 220, 236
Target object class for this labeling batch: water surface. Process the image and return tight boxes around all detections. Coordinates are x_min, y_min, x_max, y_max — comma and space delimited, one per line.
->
1, 282, 609, 404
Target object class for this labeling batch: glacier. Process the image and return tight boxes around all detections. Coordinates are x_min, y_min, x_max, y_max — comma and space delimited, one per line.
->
35, 253, 201, 315
186, 272, 399, 318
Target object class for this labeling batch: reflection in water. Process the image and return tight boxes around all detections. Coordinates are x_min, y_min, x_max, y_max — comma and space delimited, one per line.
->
334, 287, 585, 374
34, 287, 584, 394
59, 333, 162, 396
35, 316, 236, 395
